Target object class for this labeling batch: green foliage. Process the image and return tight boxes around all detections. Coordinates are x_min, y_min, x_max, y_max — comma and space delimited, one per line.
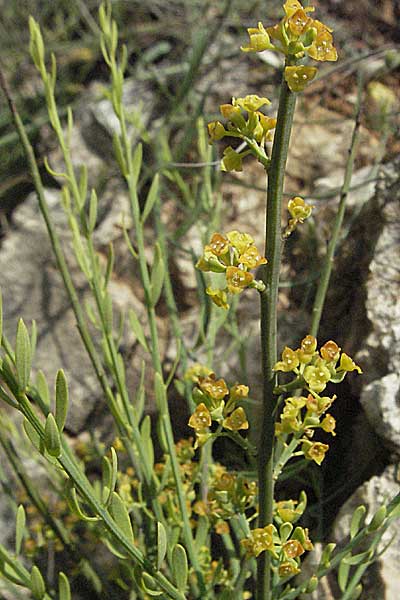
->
0, 1, 399, 600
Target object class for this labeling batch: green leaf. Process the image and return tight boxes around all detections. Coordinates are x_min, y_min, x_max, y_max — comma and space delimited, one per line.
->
67, 486, 99, 522
150, 243, 165, 306
44, 414, 61, 458
367, 505, 387, 532
141, 174, 159, 224
112, 133, 127, 176
104, 243, 115, 289
140, 415, 154, 470
350, 504, 366, 539
15, 505, 26, 555
103, 291, 113, 334
128, 309, 149, 352
338, 560, 350, 593
154, 372, 167, 413
30, 565, 46, 600
15, 319, 31, 391
157, 521, 167, 569
172, 544, 188, 592
88, 189, 98, 233
109, 492, 134, 544
141, 572, 162, 597
23, 419, 44, 454
58, 572, 71, 600
343, 550, 373, 565
320, 543, 336, 568
36, 371, 50, 409
132, 144, 143, 185
55, 369, 69, 432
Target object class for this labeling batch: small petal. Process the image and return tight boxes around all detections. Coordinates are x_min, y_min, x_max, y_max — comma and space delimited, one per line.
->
206, 288, 229, 310
221, 146, 243, 172
223, 407, 249, 431
233, 94, 271, 112
285, 65, 317, 92
338, 353, 362, 374
241, 22, 273, 53
226, 266, 254, 294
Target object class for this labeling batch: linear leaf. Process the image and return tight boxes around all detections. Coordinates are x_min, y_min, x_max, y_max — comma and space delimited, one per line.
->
150, 243, 165, 306
55, 369, 69, 432
44, 414, 61, 458
58, 572, 71, 600
30, 566, 46, 600
141, 174, 159, 224
109, 492, 134, 544
128, 309, 149, 352
172, 544, 188, 592
157, 521, 167, 569
15, 505, 26, 555
15, 319, 31, 391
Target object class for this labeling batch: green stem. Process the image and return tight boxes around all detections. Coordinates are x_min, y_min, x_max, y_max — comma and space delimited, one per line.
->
310, 82, 363, 337
257, 69, 297, 600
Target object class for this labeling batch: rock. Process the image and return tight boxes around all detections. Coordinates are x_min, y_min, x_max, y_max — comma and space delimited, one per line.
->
0, 187, 145, 434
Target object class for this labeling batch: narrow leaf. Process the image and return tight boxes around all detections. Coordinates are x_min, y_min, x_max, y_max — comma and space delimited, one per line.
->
141, 174, 159, 224
367, 505, 387, 532
154, 372, 167, 413
132, 143, 142, 185
109, 492, 134, 543
350, 504, 366, 539
88, 189, 98, 233
30, 320, 37, 361
15, 505, 26, 555
15, 319, 31, 391
58, 572, 71, 600
150, 243, 165, 306
23, 419, 44, 454
172, 544, 188, 592
44, 414, 61, 458
128, 309, 149, 352
67, 486, 99, 522
140, 415, 154, 470
343, 550, 373, 565
338, 560, 350, 593
104, 243, 115, 289
55, 369, 69, 432
141, 572, 162, 596
157, 521, 167, 569
30, 565, 46, 600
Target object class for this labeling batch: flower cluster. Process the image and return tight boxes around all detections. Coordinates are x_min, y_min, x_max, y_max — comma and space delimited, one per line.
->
196, 230, 267, 309
193, 465, 257, 524
241, 516, 313, 580
188, 373, 250, 447
241, 0, 338, 92
273, 336, 362, 465
208, 94, 276, 171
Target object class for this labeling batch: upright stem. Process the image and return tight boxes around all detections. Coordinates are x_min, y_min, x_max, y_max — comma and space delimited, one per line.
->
310, 82, 362, 337
257, 70, 297, 600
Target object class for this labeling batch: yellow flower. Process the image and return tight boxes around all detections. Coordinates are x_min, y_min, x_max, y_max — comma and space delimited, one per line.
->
221, 146, 243, 172
338, 353, 362, 373
285, 65, 317, 92
320, 340, 341, 362
287, 196, 314, 221
304, 361, 331, 393
233, 94, 271, 112
283, 0, 313, 18
226, 266, 254, 294
278, 561, 301, 577
223, 407, 249, 431
184, 364, 213, 383
241, 22, 274, 53
307, 20, 338, 62
303, 441, 329, 465
241, 524, 277, 557
199, 375, 229, 401
239, 245, 268, 269
226, 230, 254, 254
208, 232, 229, 256
207, 120, 226, 141
276, 499, 302, 523
274, 346, 300, 372
219, 103, 245, 127
188, 403, 212, 432
287, 8, 313, 36
229, 384, 249, 402
283, 539, 305, 558
321, 414, 336, 436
